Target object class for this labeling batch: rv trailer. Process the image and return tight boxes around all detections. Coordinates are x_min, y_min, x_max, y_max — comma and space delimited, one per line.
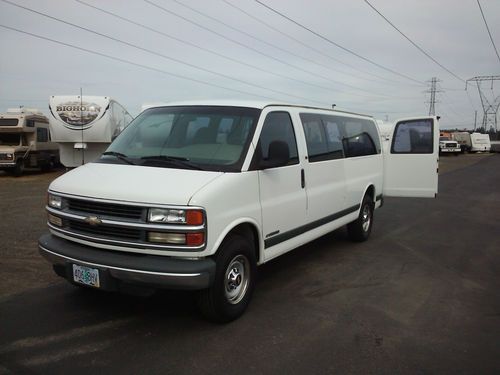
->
49, 96, 133, 167
452, 132, 491, 153
0, 108, 59, 176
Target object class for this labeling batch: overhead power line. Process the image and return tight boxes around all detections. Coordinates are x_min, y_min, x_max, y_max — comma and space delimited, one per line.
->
0, 0, 328, 104
253, 0, 425, 85
74, 0, 390, 99
143, 0, 392, 97
221, 0, 417, 88
0, 24, 283, 102
363, 0, 465, 83
476, 0, 500, 65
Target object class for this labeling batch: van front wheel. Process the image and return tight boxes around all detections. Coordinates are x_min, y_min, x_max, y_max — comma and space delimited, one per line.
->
197, 235, 256, 323
347, 195, 374, 242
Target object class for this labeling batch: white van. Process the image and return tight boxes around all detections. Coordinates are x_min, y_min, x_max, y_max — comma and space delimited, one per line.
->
39, 101, 439, 322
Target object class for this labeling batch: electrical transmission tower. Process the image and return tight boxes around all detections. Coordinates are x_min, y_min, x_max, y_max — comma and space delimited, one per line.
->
425, 77, 442, 116
466, 76, 500, 133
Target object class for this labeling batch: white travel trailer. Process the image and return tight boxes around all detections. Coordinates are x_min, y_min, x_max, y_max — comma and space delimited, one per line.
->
452, 132, 491, 153
0, 108, 59, 176
375, 119, 393, 149
49, 96, 133, 167
39, 101, 439, 322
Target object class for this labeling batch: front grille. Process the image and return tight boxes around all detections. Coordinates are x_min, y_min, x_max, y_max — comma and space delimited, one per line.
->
445, 142, 457, 147
67, 219, 142, 240
49, 195, 205, 250
67, 198, 144, 220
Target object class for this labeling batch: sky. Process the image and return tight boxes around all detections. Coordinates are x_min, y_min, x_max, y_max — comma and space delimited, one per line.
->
1, 0, 499, 129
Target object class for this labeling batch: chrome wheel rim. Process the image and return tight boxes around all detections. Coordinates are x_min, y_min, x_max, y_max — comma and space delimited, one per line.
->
224, 255, 249, 305
362, 204, 371, 232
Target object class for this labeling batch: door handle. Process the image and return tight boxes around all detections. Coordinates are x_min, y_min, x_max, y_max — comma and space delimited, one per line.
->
301, 169, 305, 189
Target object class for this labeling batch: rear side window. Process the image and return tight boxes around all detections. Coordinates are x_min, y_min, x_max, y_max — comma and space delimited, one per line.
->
300, 113, 343, 162
258, 111, 298, 165
343, 132, 377, 157
342, 118, 380, 157
392, 119, 433, 154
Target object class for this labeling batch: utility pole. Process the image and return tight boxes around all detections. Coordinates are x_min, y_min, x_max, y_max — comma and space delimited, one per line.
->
466, 76, 500, 134
474, 110, 477, 131
425, 77, 442, 116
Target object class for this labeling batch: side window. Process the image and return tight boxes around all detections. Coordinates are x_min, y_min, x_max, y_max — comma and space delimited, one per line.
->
342, 118, 379, 158
300, 113, 328, 160
343, 133, 376, 157
392, 119, 433, 154
321, 115, 344, 159
300, 113, 344, 162
36, 127, 49, 142
258, 111, 298, 165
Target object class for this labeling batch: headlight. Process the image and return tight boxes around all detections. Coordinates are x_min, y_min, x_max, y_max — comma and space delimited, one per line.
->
6, 153, 13, 160
48, 194, 62, 209
148, 208, 204, 225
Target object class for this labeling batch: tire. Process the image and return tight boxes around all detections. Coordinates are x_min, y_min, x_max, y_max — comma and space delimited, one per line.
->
197, 235, 257, 323
41, 158, 55, 172
347, 194, 374, 242
13, 159, 24, 177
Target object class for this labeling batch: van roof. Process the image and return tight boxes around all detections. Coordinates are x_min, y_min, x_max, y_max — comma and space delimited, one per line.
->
147, 100, 373, 118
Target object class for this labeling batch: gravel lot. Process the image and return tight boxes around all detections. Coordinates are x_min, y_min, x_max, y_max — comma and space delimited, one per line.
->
0, 153, 498, 374
0, 152, 493, 298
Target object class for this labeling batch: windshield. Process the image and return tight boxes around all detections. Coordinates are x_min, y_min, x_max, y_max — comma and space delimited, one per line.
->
103, 106, 261, 172
0, 133, 21, 146
439, 137, 450, 141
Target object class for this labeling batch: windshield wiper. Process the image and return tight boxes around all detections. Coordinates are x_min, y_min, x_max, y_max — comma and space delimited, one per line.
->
101, 151, 136, 165
140, 155, 205, 170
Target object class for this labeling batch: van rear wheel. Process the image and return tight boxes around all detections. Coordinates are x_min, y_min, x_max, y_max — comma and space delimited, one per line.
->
347, 195, 374, 242
197, 234, 256, 323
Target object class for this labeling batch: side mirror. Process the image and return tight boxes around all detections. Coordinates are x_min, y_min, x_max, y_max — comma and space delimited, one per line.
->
29, 140, 36, 147
260, 140, 290, 169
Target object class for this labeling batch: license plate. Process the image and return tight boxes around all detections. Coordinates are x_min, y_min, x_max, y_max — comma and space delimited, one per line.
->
72, 264, 100, 288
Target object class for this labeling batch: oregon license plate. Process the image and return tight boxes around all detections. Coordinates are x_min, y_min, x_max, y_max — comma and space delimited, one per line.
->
72, 264, 100, 288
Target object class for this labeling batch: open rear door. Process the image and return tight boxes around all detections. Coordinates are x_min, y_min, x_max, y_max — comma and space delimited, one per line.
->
383, 116, 439, 198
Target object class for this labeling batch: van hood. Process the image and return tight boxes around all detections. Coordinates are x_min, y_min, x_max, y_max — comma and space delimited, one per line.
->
49, 162, 224, 206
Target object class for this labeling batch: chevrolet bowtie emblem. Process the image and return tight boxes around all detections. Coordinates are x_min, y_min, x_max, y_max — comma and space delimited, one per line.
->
84, 216, 102, 226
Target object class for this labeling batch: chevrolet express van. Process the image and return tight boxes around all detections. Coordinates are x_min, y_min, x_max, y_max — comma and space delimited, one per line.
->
39, 101, 439, 322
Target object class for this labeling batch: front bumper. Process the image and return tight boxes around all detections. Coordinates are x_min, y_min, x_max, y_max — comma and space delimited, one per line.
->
38, 233, 215, 291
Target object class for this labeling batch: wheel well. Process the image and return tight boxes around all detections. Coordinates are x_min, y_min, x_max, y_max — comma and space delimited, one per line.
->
227, 223, 260, 262
365, 185, 375, 202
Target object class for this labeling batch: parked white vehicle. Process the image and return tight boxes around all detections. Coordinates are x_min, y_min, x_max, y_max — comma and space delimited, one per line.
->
0, 108, 59, 176
39, 101, 439, 321
375, 119, 393, 147
452, 132, 491, 153
439, 136, 461, 155
49, 96, 133, 167
470, 133, 491, 152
